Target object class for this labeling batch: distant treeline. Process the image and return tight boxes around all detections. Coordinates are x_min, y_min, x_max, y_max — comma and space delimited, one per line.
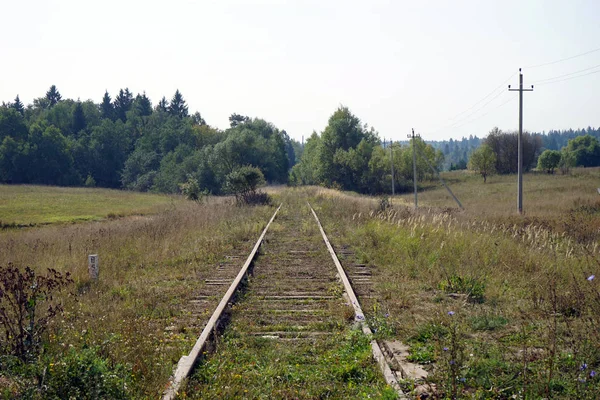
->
428, 126, 600, 170
0, 87, 301, 194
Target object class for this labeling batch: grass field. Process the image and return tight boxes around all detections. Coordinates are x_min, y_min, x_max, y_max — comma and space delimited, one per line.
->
395, 167, 600, 219
0, 184, 181, 226
311, 169, 600, 399
1, 174, 599, 399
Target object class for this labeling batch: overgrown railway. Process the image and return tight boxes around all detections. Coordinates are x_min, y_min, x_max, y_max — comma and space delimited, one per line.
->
163, 201, 406, 399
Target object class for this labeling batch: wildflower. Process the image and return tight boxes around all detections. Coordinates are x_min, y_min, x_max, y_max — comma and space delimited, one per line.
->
449, 360, 455, 365
579, 378, 586, 383
581, 363, 588, 371
443, 347, 449, 351
356, 315, 364, 320
459, 377, 466, 383
448, 311, 455, 316
587, 275, 595, 281
591, 371, 596, 378
384, 313, 389, 318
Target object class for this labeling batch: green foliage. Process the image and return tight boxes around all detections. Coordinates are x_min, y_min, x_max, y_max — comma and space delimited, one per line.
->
468, 144, 497, 182
168, 89, 188, 118
537, 149, 561, 173
45, 85, 62, 107
84, 174, 96, 187
179, 174, 207, 202
565, 134, 600, 167
225, 166, 270, 205
438, 274, 486, 303
43, 346, 132, 399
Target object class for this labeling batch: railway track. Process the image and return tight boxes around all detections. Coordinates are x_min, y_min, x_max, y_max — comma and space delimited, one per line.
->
164, 201, 405, 399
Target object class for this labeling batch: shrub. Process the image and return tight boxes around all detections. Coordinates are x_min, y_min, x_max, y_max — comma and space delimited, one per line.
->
179, 174, 208, 202
0, 264, 73, 361
225, 166, 270, 205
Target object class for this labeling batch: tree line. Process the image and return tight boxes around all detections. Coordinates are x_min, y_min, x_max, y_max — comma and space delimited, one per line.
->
0, 86, 299, 195
468, 127, 600, 182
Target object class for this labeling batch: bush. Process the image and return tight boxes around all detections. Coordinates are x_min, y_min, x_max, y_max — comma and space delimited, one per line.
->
0, 264, 73, 361
179, 174, 208, 202
225, 166, 270, 205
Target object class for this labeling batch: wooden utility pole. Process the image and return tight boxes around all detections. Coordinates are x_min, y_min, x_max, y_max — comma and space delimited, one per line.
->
408, 129, 419, 208
508, 68, 534, 214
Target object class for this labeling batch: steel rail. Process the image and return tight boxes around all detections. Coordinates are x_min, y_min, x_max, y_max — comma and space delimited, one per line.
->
163, 203, 282, 400
308, 203, 407, 398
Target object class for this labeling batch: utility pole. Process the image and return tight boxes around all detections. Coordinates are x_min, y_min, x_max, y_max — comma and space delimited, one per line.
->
390, 139, 395, 197
508, 68, 534, 214
408, 129, 419, 208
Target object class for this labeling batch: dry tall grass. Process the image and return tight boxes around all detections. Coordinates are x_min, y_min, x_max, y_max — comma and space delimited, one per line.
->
0, 195, 274, 397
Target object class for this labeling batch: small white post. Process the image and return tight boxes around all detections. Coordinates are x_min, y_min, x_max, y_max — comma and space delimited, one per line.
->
88, 254, 99, 280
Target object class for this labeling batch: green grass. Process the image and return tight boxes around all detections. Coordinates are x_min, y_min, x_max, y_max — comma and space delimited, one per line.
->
308, 173, 600, 399
0, 184, 181, 226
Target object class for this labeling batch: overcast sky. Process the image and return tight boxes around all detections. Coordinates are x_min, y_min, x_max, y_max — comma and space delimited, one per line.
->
1, 0, 599, 142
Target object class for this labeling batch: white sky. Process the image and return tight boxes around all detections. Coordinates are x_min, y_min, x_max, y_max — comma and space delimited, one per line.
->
1, 0, 599, 142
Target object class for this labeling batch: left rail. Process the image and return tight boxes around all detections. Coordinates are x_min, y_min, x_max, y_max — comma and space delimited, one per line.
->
163, 203, 282, 400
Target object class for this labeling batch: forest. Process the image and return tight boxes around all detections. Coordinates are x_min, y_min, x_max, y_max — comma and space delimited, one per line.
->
0, 87, 298, 195
1, 86, 599, 197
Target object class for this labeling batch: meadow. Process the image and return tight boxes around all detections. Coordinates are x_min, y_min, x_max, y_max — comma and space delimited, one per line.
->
0, 185, 181, 226
1, 170, 599, 398
312, 168, 600, 398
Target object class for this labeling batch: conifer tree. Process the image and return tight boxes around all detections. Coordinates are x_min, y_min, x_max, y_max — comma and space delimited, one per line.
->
100, 91, 115, 121
156, 96, 168, 113
135, 92, 153, 117
11, 95, 24, 115
45, 85, 62, 107
72, 101, 87, 134
168, 89, 188, 118
114, 88, 133, 122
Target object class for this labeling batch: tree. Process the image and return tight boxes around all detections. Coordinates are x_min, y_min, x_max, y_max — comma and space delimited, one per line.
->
229, 113, 250, 128
134, 92, 152, 117
537, 149, 561, 174
468, 144, 496, 183
72, 101, 87, 134
156, 97, 168, 113
168, 90, 188, 118
100, 91, 115, 121
11, 95, 24, 116
45, 85, 62, 107
485, 127, 542, 174
565, 134, 600, 167
191, 112, 206, 126
558, 149, 576, 175
113, 88, 133, 122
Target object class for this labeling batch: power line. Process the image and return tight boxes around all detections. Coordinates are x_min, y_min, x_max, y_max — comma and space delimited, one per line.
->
450, 72, 516, 120
535, 66, 600, 86
452, 94, 517, 130
532, 62, 600, 84
525, 45, 600, 69
449, 89, 507, 128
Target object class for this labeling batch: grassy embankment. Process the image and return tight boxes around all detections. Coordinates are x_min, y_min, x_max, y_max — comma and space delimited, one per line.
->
0, 184, 275, 398
310, 168, 600, 399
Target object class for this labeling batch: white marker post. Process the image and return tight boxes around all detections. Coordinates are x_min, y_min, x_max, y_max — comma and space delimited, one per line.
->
88, 254, 99, 280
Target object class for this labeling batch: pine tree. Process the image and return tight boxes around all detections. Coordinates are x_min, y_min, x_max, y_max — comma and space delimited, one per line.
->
168, 90, 188, 118
156, 96, 168, 113
72, 101, 87, 134
135, 92, 153, 117
11, 95, 24, 115
100, 91, 115, 121
45, 85, 62, 107
114, 88, 133, 122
